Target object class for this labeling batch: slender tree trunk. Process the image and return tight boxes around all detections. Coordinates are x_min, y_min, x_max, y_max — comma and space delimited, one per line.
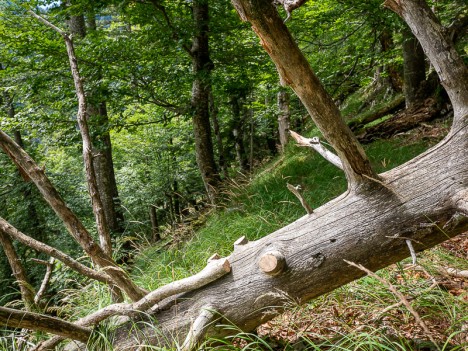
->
230, 95, 249, 172
0, 231, 35, 310
378, 30, 403, 92
149, 205, 161, 242
89, 103, 125, 234
277, 88, 290, 153
173, 179, 181, 222
402, 27, 427, 108
209, 92, 229, 179
191, 0, 220, 203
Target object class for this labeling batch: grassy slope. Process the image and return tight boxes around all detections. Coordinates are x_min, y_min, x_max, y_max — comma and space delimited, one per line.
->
131, 121, 467, 350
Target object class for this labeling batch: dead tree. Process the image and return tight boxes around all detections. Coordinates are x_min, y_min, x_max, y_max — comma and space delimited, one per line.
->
0, 1, 466, 350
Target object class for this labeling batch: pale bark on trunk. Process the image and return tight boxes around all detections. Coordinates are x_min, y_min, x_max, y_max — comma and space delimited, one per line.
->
277, 88, 290, 152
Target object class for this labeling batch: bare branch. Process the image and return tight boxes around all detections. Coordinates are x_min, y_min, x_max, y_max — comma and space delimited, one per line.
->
0, 131, 146, 301
290, 130, 344, 170
286, 183, 313, 214
0, 217, 112, 285
27, 10, 67, 37
34, 257, 231, 350
34, 258, 55, 305
0, 230, 35, 309
0, 306, 92, 342
180, 306, 216, 351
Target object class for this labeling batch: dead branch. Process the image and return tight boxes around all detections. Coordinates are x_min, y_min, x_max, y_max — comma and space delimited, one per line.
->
0, 217, 112, 285
286, 183, 313, 214
289, 130, 344, 170
440, 267, 468, 279
34, 258, 55, 305
34, 257, 230, 350
180, 306, 216, 351
0, 229, 36, 309
0, 306, 92, 343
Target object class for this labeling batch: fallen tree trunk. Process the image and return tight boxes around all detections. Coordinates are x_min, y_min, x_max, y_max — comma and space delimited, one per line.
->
111, 122, 468, 349
357, 97, 449, 143
348, 94, 405, 131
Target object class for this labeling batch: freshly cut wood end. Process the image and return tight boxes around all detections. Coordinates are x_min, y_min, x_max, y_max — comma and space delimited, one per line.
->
258, 250, 285, 276
207, 253, 221, 262
221, 258, 231, 273
234, 236, 249, 246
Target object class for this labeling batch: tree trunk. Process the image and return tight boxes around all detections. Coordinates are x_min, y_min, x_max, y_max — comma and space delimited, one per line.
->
0, 231, 35, 310
277, 88, 290, 153
149, 205, 161, 242
384, 0, 468, 129
209, 91, 229, 179
402, 27, 427, 108
379, 29, 403, 92
88, 103, 125, 234
191, 0, 220, 203
230, 95, 249, 172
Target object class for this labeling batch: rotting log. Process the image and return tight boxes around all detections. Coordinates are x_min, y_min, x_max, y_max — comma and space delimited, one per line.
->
357, 97, 448, 144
